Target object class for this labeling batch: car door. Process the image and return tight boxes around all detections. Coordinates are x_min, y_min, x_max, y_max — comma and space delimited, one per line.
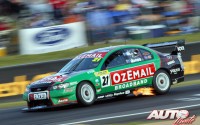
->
99, 49, 128, 94
99, 47, 157, 94
120, 48, 157, 89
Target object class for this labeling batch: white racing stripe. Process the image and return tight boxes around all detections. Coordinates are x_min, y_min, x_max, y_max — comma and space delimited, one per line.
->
59, 104, 200, 125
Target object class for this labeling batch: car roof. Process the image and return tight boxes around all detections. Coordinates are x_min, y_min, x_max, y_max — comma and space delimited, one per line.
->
83, 45, 143, 54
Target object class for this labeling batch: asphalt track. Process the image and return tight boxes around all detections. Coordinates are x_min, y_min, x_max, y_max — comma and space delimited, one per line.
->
0, 84, 200, 125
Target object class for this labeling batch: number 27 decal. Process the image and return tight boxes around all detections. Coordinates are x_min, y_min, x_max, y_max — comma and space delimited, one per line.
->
100, 75, 111, 87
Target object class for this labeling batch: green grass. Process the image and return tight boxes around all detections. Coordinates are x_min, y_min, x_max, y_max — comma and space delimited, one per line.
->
0, 79, 199, 109
172, 79, 200, 88
0, 32, 200, 67
0, 101, 26, 109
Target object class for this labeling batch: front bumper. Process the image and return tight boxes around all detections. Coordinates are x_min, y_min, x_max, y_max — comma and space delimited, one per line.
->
22, 101, 77, 112
23, 86, 77, 108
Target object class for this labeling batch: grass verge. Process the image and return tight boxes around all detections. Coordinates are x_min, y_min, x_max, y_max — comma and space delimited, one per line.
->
0, 101, 26, 109
0, 79, 200, 109
0, 32, 200, 67
172, 79, 200, 88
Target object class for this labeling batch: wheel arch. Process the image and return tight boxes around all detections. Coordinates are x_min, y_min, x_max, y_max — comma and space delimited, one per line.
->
155, 68, 172, 84
76, 80, 97, 94
152, 68, 172, 94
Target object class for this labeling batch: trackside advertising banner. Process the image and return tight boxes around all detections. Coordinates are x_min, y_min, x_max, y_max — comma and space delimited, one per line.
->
19, 22, 87, 54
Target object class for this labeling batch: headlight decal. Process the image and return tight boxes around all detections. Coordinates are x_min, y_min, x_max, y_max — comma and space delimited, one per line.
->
52, 83, 70, 90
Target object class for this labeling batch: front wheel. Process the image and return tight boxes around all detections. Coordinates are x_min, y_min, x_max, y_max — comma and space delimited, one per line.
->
153, 70, 171, 94
76, 82, 96, 106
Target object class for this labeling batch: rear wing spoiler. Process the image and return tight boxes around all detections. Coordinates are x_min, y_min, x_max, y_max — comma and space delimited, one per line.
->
143, 40, 185, 55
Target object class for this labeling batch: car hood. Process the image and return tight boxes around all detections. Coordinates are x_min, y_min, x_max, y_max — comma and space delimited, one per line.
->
29, 73, 68, 88
29, 70, 93, 88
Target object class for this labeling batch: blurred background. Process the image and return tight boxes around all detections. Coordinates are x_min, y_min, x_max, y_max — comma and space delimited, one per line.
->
0, 1, 200, 124
0, 0, 200, 103
0, 0, 199, 98
0, 0, 199, 55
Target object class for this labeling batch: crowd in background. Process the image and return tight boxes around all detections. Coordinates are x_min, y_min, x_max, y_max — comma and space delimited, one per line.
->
0, 0, 200, 45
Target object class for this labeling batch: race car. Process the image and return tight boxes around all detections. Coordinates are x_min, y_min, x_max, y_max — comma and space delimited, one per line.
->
23, 40, 185, 110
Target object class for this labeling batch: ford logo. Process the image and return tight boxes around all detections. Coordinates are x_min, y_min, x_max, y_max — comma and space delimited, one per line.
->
34, 27, 70, 45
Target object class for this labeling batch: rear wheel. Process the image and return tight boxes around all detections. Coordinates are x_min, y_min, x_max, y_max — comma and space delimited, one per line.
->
153, 70, 171, 94
76, 82, 96, 106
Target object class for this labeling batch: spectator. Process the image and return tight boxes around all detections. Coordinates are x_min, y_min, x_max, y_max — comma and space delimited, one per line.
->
49, 0, 67, 20
131, 0, 154, 7
0, 0, 28, 18
0, 21, 10, 31
169, 0, 186, 12
192, 0, 200, 15
115, 0, 132, 11
113, 0, 134, 23
86, 6, 115, 44
182, 0, 194, 16
63, 1, 83, 24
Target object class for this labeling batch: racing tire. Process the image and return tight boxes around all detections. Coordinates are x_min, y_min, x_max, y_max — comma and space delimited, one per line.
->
153, 70, 171, 95
77, 82, 96, 106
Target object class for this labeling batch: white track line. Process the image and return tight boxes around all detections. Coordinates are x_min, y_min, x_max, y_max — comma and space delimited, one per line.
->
59, 104, 200, 125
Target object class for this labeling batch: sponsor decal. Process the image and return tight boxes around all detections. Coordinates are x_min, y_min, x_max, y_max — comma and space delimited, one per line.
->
58, 98, 68, 103
32, 75, 68, 85
92, 58, 102, 62
143, 52, 150, 56
37, 88, 41, 91
87, 70, 95, 74
130, 58, 142, 63
65, 88, 73, 92
147, 110, 196, 125
94, 70, 109, 77
76, 52, 107, 59
177, 46, 185, 51
34, 27, 70, 45
173, 79, 178, 84
167, 55, 173, 60
125, 90, 131, 94
69, 81, 78, 86
105, 93, 113, 98
113, 91, 126, 96
97, 49, 110, 52
167, 60, 175, 65
97, 95, 104, 99
95, 70, 111, 88
170, 68, 181, 74
144, 55, 152, 60
97, 88, 101, 92
95, 79, 99, 83
115, 79, 148, 90
100, 74, 111, 88
97, 90, 131, 99
111, 64, 155, 85
177, 53, 184, 69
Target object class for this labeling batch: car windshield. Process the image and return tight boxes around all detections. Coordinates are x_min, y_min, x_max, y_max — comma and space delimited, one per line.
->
59, 52, 107, 73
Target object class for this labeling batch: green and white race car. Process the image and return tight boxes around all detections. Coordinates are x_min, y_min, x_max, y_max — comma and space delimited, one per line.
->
23, 40, 185, 110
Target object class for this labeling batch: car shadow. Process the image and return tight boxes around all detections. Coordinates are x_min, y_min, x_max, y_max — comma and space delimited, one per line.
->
22, 94, 157, 113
